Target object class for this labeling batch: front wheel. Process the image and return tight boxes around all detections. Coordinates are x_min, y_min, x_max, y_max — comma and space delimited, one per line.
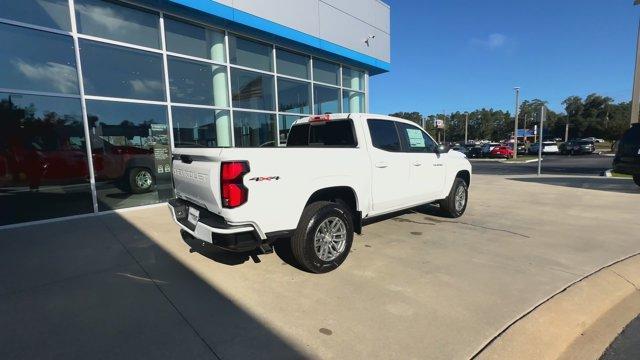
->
634, 175, 640, 187
290, 201, 354, 273
439, 178, 469, 218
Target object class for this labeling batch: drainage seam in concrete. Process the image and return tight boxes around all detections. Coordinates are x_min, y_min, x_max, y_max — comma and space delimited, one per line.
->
100, 218, 222, 360
469, 251, 640, 360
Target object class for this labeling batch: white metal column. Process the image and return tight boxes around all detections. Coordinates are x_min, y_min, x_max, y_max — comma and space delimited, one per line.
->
68, 0, 98, 213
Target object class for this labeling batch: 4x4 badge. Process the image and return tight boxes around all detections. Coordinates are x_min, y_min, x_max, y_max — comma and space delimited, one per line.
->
249, 176, 280, 182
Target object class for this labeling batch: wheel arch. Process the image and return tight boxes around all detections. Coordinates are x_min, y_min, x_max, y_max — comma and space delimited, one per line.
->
456, 170, 471, 187
305, 186, 362, 234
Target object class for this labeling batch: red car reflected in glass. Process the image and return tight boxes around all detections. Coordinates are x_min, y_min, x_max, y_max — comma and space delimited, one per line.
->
490, 145, 514, 159
0, 136, 154, 193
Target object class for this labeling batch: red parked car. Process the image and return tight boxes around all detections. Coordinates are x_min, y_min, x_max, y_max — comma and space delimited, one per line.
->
490, 145, 514, 159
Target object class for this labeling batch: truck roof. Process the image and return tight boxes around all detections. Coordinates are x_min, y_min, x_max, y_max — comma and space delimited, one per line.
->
294, 113, 420, 127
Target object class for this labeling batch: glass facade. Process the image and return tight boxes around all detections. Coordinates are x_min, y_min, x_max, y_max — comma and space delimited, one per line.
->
0, 0, 368, 225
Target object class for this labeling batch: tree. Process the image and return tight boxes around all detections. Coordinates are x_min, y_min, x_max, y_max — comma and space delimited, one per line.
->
388, 112, 423, 126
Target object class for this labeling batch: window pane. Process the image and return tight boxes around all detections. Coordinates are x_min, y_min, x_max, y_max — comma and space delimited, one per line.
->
0, 0, 71, 30
278, 79, 310, 114
230, 68, 275, 111
343, 91, 365, 113
314, 85, 340, 114
164, 17, 225, 62
172, 107, 231, 148
228, 35, 272, 71
0, 93, 93, 225
342, 67, 365, 91
278, 115, 302, 145
75, 0, 160, 49
276, 49, 309, 79
287, 120, 357, 147
396, 122, 438, 153
85, 100, 172, 211
0, 24, 78, 95
233, 111, 276, 147
80, 40, 165, 101
168, 57, 228, 106
368, 119, 401, 152
313, 59, 339, 85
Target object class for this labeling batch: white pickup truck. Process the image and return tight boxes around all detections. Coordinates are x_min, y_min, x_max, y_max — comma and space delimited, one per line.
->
169, 113, 472, 273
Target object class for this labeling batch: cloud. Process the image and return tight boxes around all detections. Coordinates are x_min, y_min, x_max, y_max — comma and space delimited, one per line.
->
129, 79, 164, 95
13, 59, 78, 94
75, 4, 155, 41
471, 33, 508, 50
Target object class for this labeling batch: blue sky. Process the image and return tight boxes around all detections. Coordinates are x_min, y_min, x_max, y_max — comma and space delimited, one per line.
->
370, 0, 639, 115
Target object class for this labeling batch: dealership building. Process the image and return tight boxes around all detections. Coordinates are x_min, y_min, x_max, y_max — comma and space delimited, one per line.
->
0, 0, 391, 226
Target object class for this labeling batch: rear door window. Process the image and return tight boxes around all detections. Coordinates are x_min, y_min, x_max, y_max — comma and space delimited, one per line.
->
286, 119, 357, 147
367, 119, 401, 152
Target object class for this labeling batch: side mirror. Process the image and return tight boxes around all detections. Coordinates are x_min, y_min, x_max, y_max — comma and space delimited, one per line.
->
436, 144, 450, 154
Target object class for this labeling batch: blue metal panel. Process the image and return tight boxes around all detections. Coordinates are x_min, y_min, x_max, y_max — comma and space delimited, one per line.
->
163, 0, 390, 74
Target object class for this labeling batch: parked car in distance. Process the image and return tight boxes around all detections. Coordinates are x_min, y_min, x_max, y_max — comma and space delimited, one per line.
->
529, 141, 559, 154
481, 143, 500, 157
490, 145, 514, 159
451, 144, 469, 155
560, 140, 595, 155
582, 137, 605, 143
168, 113, 472, 273
613, 123, 640, 187
466, 146, 483, 158
508, 142, 527, 155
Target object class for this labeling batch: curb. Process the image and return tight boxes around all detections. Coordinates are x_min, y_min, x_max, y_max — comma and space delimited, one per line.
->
504, 159, 540, 164
473, 253, 640, 360
469, 159, 507, 162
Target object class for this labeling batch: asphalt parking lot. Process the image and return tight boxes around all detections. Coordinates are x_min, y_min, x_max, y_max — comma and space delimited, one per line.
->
471, 154, 614, 176
0, 173, 638, 359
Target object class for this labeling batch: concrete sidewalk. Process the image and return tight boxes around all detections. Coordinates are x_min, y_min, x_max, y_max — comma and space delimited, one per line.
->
0, 175, 638, 359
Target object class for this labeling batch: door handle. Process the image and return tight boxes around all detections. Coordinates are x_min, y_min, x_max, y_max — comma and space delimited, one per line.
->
375, 162, 389, 168
412, 162, 422, 167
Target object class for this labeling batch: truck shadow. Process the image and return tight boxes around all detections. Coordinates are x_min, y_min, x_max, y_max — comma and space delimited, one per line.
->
0, 212, 306, 359
179, 229, 252, 266
509, 177, 639, 194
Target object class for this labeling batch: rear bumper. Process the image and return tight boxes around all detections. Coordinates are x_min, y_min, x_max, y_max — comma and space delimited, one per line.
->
167, 198, 262, 252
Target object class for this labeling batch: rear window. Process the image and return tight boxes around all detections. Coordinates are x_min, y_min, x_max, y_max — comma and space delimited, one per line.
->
286, 119, 357, 147
367, 119, 401, 152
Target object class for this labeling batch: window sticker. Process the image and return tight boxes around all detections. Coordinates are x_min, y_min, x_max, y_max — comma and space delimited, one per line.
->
406, 128, 425, 148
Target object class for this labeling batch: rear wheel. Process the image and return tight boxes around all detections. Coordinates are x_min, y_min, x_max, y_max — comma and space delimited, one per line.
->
439, 177, 468, 218
128, 167, 154, 194
290, 201, 354, 273
634, 175, 640, 187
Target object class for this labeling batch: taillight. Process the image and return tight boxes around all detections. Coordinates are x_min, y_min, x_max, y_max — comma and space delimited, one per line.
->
220, 161, 249, 208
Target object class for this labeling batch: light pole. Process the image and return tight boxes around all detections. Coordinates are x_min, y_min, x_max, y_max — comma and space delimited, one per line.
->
514, 87, 520, 159
464, 112, 469, 144
631, 0, 640, 124
442, 110, 447, 143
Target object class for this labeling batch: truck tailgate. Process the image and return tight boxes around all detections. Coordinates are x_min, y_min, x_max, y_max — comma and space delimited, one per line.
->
172, 150, 223, 213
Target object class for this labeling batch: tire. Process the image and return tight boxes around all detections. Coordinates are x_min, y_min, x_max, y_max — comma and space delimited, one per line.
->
128, 167, 154, 194
634, 175, 640, 187
290, 201, 354, 274
439, 177, 469, 218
